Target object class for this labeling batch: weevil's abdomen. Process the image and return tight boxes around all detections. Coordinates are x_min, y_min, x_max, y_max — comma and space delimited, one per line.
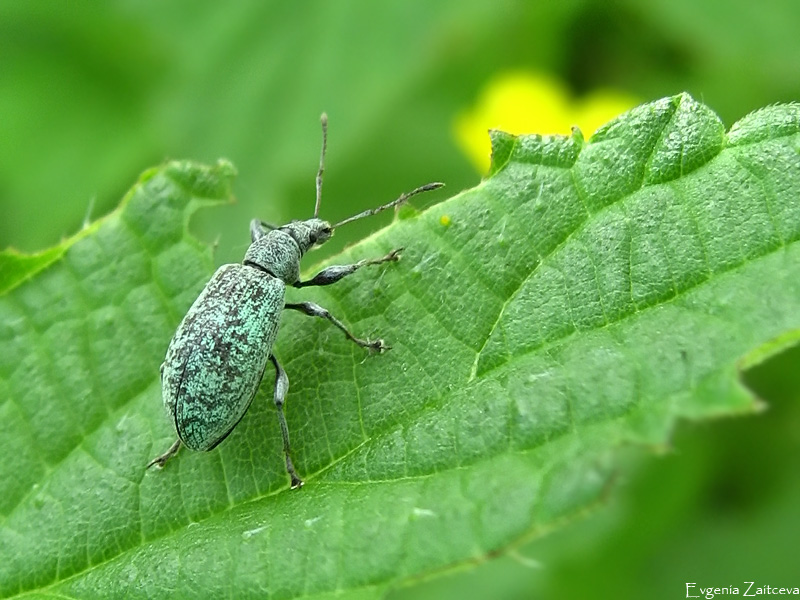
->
161, 264, 285, 451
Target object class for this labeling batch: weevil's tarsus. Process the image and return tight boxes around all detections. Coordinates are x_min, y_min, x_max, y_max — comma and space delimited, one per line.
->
270, 354, 303, 488
333, 182, 444, 229
293, 248, 403, 288
285, 301, 390, 353
314, 113, 328, 219
146, 438, 182, 469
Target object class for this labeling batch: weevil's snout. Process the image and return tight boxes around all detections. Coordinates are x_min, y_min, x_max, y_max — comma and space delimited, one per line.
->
310, 221, 333, 247
304, 218, 333, 250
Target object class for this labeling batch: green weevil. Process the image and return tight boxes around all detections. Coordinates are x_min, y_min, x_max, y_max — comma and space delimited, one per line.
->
147, 114, 442, 488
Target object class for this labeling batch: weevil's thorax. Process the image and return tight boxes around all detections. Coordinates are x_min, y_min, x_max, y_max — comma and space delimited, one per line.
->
242, 218, 332, 284
243, 230, 302, 283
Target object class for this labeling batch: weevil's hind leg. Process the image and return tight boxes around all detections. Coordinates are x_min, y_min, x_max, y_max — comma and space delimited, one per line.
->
285, 301, 389, 353
292, 248, 403, 288
270, 354, 303, 489
146, 438, 182, 469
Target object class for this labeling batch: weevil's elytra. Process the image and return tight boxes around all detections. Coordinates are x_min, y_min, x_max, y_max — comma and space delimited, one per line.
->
163, 264, 282, 450
148, 113, 443, 489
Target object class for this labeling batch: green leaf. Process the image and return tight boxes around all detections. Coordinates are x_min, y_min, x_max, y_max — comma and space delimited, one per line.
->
2, 93, 800, 599
0, 246, 68, 296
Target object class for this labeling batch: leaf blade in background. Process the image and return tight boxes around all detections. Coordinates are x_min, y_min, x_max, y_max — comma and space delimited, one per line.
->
1, 94, 799, 599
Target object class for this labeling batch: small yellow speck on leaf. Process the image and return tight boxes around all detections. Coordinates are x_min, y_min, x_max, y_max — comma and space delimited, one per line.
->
439, 215, 451, 227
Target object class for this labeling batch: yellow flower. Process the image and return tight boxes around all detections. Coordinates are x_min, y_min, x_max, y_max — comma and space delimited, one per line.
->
455, 72, 639, 173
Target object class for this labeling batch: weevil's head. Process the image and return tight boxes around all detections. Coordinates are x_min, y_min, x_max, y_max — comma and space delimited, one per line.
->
283, 218, 333, 254
243, 218, 333, 284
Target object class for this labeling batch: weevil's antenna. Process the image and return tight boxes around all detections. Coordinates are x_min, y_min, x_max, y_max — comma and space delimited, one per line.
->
333, 182, 444, 229
314, 113, 328, 218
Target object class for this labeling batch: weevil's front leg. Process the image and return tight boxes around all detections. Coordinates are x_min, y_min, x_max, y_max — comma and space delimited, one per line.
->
292, 248, 402, 288
285, 301, 389, 353
146, 438, 182, 469
270, 354, 303, 489
250, 219, 277, 242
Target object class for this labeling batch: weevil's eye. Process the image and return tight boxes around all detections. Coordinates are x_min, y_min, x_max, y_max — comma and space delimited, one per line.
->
309, 233, 318, 244
313, 226, 332, 245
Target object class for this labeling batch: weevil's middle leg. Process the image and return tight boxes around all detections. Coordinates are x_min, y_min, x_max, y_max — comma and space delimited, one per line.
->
292, 248, 402, 288
146, 438, 182, 469
285, 301, 389, 353
270, 354, 303, 489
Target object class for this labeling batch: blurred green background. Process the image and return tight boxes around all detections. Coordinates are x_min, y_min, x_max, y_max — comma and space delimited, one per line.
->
2, 1, 799, 598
